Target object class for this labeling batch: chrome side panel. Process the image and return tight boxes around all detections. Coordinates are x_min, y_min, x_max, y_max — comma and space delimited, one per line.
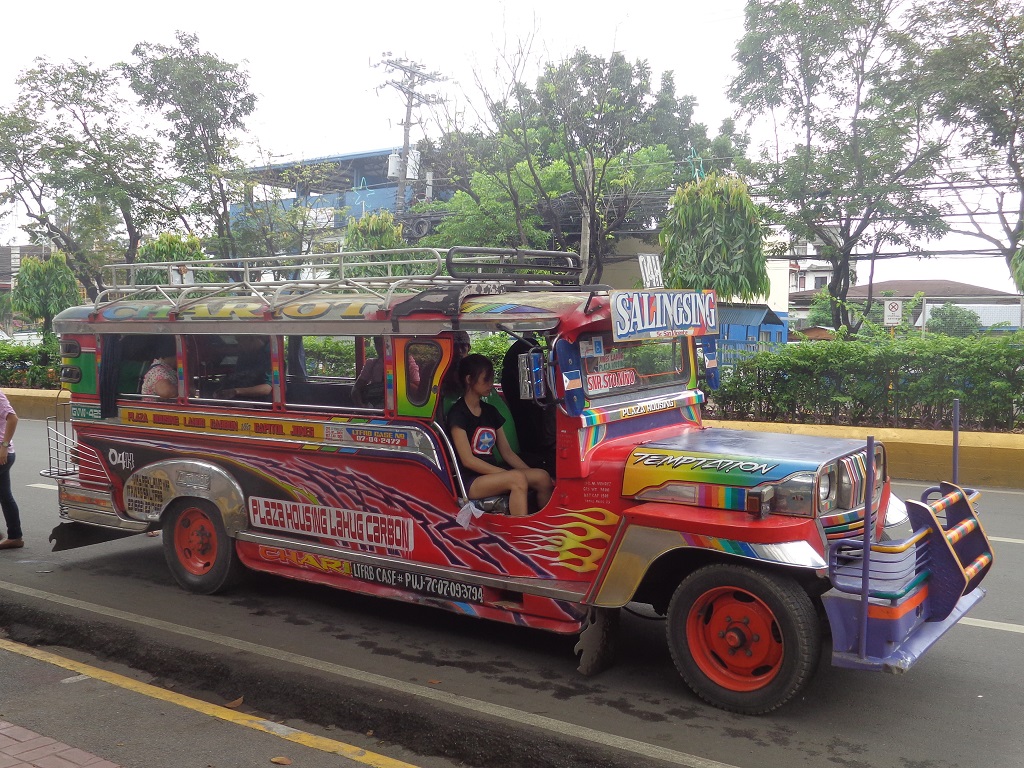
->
123, 459, 246, 533
593, 525, 828, 607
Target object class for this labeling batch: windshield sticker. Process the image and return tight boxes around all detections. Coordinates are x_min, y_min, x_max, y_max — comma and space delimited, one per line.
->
579, 337, 605, 358
249, 496, 413, 552
592, 349, 625, 371
611, 290, 717, 341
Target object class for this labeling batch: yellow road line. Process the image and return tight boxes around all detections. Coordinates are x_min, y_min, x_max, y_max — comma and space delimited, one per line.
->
0, 637, 419, 768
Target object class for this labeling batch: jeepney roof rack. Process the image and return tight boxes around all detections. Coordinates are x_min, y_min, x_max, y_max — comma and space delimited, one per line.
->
94, 247, 609, 315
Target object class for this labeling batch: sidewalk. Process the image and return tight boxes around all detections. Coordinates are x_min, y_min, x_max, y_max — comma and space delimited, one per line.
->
0, 722, 118, 768
0, 640, 422, 768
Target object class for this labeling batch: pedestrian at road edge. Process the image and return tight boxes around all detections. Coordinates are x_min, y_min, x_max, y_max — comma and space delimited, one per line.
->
0, 388, 22, 549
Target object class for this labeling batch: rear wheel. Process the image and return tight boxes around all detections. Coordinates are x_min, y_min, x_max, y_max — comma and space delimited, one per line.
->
667, 564, 820, 714
162, 500, 243, 595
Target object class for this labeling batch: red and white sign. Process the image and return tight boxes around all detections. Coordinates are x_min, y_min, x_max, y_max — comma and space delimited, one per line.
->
249, 496, 413, 552
587, 368, 637, 393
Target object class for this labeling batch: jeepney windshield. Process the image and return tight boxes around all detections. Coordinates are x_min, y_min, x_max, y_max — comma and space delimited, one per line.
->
580, 334, 693, 398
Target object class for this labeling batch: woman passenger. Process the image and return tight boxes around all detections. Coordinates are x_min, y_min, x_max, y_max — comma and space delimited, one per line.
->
447, 354, 553, 517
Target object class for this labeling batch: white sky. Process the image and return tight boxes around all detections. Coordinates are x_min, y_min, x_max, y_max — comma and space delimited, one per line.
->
0, 0, 1017, 293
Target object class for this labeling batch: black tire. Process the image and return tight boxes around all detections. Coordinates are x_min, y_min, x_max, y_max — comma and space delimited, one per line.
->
666, 564, 821, 715
162, 499, 244, 595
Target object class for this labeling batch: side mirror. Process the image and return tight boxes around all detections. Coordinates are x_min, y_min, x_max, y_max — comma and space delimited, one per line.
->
517, 351, 546, 401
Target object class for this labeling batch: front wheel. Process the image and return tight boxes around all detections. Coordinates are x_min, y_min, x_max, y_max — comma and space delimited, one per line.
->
162, 499, 243, 595
667, 564, 821, 715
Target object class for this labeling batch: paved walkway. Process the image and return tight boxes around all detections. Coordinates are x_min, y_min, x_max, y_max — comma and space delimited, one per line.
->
0, 722, 118, 768
0, 639, 423, 768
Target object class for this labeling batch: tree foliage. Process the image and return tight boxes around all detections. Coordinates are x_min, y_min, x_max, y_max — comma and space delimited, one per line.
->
909, 0, 1024, 289
133, 233, 221, 285
730, 0, 948, 331
234, 158, 342, 259
0, 34, 255, 299
121, 31, 257, 260
925, 302, 982, 337
0, 59, 179, 298
659, 173, 771, 301
12, 253, 80, 334
426, 48, 735, 282
418, 161, 567, 249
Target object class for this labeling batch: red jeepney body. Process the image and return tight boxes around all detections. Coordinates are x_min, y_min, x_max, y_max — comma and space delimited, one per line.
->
46, 248, 992, 713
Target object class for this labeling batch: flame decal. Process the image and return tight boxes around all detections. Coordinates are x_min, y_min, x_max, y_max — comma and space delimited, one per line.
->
513, 507, 620, 573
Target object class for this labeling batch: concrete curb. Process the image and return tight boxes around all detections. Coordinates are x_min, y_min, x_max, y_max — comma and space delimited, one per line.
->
705, 419, 1022, 489
3, 388, 69, 422
3, 389, 1018, 489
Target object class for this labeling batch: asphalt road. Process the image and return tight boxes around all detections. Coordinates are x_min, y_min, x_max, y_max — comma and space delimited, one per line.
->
1, 417, 1021, 768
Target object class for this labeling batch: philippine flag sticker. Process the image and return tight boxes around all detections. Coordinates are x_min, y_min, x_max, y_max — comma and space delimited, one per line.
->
563, 370, 583, 391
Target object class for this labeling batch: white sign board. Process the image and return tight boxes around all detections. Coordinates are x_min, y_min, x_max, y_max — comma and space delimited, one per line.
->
610, 290, 718, 341
637, 252, 664, 289
884, 300, 903, 327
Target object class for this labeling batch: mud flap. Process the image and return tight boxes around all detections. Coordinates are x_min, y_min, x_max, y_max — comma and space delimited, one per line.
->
49, 522, 140, 551
574, 607, 620, 676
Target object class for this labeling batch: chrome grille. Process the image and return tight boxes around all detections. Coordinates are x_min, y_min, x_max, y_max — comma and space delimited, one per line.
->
821, 447, 883, 540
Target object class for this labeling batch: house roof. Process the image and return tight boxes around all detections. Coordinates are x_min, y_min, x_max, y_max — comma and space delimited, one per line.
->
719, 303, 785, 327
790, 279, 1020, 307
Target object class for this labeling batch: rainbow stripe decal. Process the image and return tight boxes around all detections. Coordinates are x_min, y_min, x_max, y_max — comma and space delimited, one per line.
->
581, 390, 704, 428
696, 484, 748, 511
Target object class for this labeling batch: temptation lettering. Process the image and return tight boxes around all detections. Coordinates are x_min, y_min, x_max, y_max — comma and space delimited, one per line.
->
632, 452, 778, 475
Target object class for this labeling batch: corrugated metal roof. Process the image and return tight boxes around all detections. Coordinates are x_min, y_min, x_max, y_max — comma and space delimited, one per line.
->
719, 304, 784, 327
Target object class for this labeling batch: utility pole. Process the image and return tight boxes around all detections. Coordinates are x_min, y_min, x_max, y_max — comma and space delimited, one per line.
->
376, 56, 446, 216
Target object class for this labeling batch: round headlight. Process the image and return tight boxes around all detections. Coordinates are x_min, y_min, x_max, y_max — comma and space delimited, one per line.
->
818, 472, 832, 502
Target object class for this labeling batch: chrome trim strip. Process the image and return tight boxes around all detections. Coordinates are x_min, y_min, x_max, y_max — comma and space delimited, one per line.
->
59, 506, 148, 532
236, 530, 590, 602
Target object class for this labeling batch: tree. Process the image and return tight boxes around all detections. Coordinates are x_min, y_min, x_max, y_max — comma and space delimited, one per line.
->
479, 50, 688, 281
13, 253, 80, 335
340, 211, 414, 277
0, 292, 12, 337
926, 302, 982, 337
417, 162, 565, 249
121, 32, 256, 261
730, 0, 948, 331
0, 59, 180, 298
659, 173, 772, 301
234, 158, 342, 260
133, 233, 220, 285
806, 289, 835, 327
910, 0, 1024, 289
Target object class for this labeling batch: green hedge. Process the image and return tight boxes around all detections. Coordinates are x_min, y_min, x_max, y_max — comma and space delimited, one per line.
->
707, 333, 1024, 431
0, 337, 61, 389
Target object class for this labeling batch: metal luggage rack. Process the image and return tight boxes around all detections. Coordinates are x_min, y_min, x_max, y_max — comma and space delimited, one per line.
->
95, 247, 591, 315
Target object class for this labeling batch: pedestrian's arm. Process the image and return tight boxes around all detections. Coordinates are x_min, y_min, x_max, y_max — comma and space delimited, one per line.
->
0, 411, 17, 465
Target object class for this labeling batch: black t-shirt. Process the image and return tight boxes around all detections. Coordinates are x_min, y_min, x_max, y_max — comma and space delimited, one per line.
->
447, 398, 505, 475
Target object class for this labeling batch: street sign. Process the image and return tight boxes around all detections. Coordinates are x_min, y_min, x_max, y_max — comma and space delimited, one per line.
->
884, 300, 903, 327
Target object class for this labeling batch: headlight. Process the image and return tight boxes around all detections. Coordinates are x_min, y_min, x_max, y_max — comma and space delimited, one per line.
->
818, 464, 837, 512
772, 472, 817, 517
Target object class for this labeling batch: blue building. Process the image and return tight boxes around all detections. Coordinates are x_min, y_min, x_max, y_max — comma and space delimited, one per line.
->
716, 303, 787, 365
232, 148, 442, 240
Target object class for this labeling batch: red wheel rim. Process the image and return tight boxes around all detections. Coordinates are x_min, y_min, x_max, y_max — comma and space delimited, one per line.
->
173, 507, 218, 576
685, 586, 784, 692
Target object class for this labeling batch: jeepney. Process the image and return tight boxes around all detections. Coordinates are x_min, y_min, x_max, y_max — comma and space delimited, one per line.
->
45, 247, 993, 714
